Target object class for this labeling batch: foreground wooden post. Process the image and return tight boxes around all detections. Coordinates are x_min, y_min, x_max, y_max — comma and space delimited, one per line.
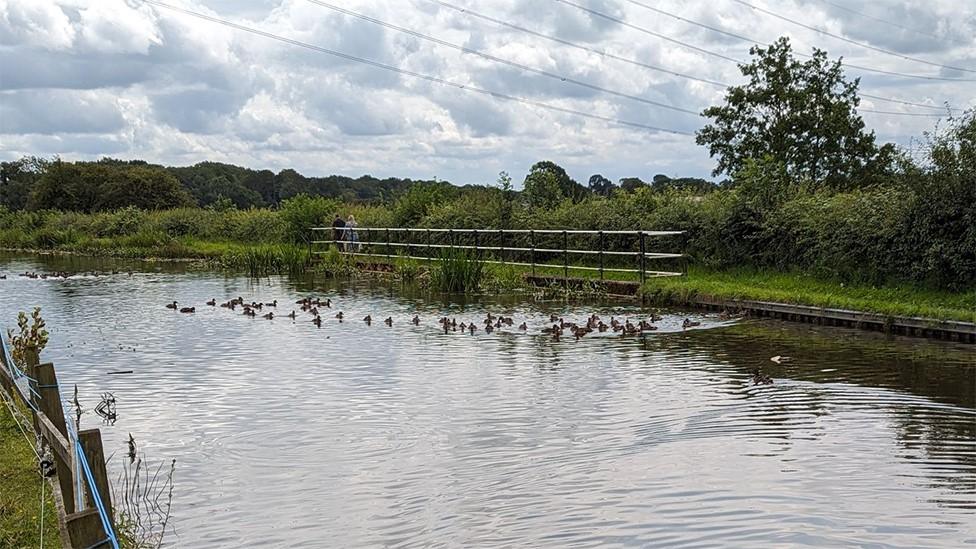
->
34, 361, 77, 515
66, 508, 107, 549
78, 429, 114, 534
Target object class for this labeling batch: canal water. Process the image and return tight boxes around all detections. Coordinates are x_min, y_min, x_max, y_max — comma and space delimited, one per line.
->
2, 253, 974, 548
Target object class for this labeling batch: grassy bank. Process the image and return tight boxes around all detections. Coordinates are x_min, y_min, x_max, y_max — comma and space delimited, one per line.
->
0, 397, 61, 548
641, 267, 976, 323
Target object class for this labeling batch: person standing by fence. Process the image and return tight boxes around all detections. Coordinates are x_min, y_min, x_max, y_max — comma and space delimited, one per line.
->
331, 214, 346, 252
346, 214, 360, 252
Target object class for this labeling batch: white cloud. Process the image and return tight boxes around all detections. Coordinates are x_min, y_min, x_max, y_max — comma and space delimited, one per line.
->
0, 0, 974, 184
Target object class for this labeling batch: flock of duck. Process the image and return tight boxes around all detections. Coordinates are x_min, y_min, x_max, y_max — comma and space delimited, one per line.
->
165, 295, 710, 341
10, 271, 128, 280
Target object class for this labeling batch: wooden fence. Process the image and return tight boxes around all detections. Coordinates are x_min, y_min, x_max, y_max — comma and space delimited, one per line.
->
0, 332, 119, 549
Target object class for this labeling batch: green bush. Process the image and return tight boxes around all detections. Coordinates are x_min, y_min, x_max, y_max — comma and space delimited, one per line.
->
431, 248, 484, 292
279, 195, 339, 243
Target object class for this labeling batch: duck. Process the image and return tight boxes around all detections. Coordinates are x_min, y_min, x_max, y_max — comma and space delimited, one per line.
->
263, 312, 274, 320
287, 311, 297, 319
552, 330, 561, 342
485, 324, 494, 334
518, 322, 527, 331
385, 317, 393, 326
335, 312, 343, 321
468, 324, 476, 335
179, 307, 195, 313
206, 299, 217, 306
364, 315, 372, 324
682, 318, 701, 329
324, 299, 332, 308
649, 312, 662, 322
639, 320, 657, 331
597, 321, 609, 332
0, 275, 6, 279
312, 315, 322, 327
265, 300, 277, 307
443, 323, 450, 334
459, 322, 467, 330
751, 369, 773, 385
412, 315, 420, 325
165, 301, 178, 309
243, 307, 257, 317
549, 314, 559, 323
309, 308, 319, 316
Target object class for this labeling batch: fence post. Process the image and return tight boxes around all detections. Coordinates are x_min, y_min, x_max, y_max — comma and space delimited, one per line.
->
639, 231, 647, 285
498, 229, 505, 265
599, 231, 605, 281
34, 361, 77, 515
473, 229, 479, 259
562, 230, 569, 284
78, 429, 114, 534
426, 229, 432, 267
385, 228, 391, 262
530, 230, 535, 276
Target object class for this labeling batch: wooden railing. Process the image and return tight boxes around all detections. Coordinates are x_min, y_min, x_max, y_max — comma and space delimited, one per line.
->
310, 227, 685, 283
0, 332, 119, 549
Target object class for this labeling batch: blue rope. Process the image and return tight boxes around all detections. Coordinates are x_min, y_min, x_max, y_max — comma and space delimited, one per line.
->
76, 439, 120, 549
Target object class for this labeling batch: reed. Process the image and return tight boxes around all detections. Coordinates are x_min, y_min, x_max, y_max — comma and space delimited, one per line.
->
430, 248, 484, 292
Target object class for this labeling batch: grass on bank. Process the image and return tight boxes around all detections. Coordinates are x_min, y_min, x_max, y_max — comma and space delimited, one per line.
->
640, 266, 976, 323
0, 397, 61, 548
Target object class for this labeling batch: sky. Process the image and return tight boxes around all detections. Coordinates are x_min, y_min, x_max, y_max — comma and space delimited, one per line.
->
0, 0, 974, 187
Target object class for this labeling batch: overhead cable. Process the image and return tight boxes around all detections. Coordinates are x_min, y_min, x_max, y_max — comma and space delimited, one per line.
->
141, 0, 696, 136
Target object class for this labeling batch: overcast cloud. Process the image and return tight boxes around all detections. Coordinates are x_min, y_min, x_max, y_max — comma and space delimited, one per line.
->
0, 0, 974, 185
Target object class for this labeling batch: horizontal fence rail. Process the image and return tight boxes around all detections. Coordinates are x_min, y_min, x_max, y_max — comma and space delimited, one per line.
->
309, 227, 686, 282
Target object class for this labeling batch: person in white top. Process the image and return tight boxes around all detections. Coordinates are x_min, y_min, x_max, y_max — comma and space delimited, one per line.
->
346, 214, 360, 252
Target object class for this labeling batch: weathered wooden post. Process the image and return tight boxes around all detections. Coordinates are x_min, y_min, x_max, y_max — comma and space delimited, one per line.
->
562, 230, 569, 284
599, 231, 605, 281
639, 231, 647, 285
426, 229, 432, 266
498, 229, 505, 265
530, 230, 536, 276
34, 361, 77, 515
78, 429, 114, 533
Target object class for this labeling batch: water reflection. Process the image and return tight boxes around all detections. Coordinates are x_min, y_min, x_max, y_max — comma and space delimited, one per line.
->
1, 252, 974, 547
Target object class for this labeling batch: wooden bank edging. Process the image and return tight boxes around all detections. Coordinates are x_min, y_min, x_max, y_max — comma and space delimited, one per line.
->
690, 296, 976, 343
520, 274, 976, 344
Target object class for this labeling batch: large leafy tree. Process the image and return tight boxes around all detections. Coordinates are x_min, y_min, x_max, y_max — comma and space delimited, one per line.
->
696, 37, 894, 190
522, 161, 588, 208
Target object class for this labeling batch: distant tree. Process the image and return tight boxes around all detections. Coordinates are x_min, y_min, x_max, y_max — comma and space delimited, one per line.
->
0, 156, 48, 211
30, 161, 193, 211
94, 166, 194, 211
652, 174, 671, 185
696, 36, 894, 190
496, 171, 515, 228
587, 174, 615, 196
618, 177, 647, 193
523, 161, 587, 208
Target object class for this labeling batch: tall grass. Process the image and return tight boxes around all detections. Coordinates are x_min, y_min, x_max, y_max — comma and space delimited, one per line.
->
219, 244, 309, 277
430, 248, 484, 292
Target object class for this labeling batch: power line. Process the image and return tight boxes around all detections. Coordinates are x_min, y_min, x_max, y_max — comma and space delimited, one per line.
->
553, 0, 745, 64
428, 0, 729, 88
616, 0, 952, 110
556, 0, 976, 83
813, 0, 941, 40
730, 0, 976, 74
304, 0, 702, 116
141, 0, 695, 136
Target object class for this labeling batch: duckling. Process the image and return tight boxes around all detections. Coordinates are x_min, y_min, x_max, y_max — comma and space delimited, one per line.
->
220, 301, 231, 308
597, 321, 609, 332
179, 307, 195, 313
263, 312, 274, 320
459, 322, 467, 330
312, 315, 322, 327
443, 323, 450, 334
750, 369, 773, 385
412, 315, 420, 325
549, 313, 559, 322
468, 323, 476, 335
639, 320, 658, 331
495, 319, 502, 329
682, 318, 701, 329
384, 317, 393, 326
309, 308, 319, 316
518, 322, 527, 331
335, 311, 343, 321
265, 300, 277, 307
451, 319, 457, 329
503, 317, 514, 326
325, 299, 332, 308
243, 307, 256, 317
363, 315, 372, 325
649, 312, 662, 322
0, 275, 6, 280
552, 330, 560, 342
206, 299, 216, 306
485, 324, 494, 334
165, 301, 178, 309
287, 311, 297, 319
